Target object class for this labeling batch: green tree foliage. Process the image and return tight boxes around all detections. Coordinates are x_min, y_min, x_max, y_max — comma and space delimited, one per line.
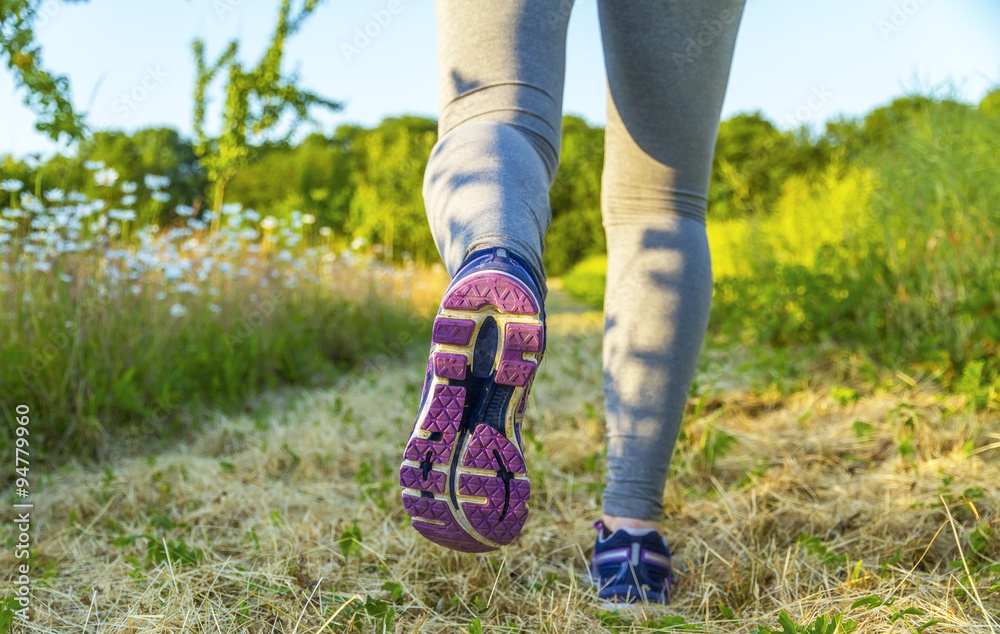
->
81, 128, 207, 221
0, 0, 87, 142
980, 88, 1000, 117
226, 117, 440, 262
227, 131, 356, 229
708, 112, 807, 220
345, 116, 438, 261
1, 128, 205, 225
192, 0, 341, 213
544, 115, 605, 276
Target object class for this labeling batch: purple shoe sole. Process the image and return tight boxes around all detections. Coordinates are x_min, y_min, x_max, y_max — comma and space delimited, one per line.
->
400, 271, 544, 552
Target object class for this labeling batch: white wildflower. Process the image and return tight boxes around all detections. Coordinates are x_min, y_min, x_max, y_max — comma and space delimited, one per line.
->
238, 228, 258, 241
319, 226, 332, 237
151, 191, 170, 203
169, 303, 187, 318
301, 213, 316, 225
83, 160, 105, 170
20, 193, 45, 213
44, 188, 64, 202
220, 203, 242, 215
33, 261, 52, 272
163, 265, 183, 281
175, 204, 195, 217
1, 179, 23, 193
209, 303, 222, 314
108, 209, 136, 222
144, 174, 170, 190
94, 168, 119, 187
120, 181, 138, 194
260, 215, 278, 231
121, 194, 137, 206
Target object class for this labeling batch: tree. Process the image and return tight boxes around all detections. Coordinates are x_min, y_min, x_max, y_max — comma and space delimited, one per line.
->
192, 0, 341, 215
80, 128, 207, 222
0, 0, 88, 142
709, 112, 802, 220
981, 88, 1000, 118
544, 115, 605, 275
345, 116, 437, 261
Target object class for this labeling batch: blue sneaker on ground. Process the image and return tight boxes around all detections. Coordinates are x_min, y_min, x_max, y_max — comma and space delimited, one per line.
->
400, 247, 545, 552
590, 520, 674, 603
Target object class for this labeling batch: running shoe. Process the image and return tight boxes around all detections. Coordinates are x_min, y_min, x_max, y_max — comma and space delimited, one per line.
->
399, 247, 545, 552
590, 521, 674, 603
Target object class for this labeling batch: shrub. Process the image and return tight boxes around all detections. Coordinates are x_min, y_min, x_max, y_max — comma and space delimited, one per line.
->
562, 98, 1000, 405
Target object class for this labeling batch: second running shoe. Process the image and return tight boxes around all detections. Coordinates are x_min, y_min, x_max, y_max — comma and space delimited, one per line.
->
399, 247, 545, 552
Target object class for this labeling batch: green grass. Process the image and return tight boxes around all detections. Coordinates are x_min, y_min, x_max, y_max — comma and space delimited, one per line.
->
563, 98, 1000, 407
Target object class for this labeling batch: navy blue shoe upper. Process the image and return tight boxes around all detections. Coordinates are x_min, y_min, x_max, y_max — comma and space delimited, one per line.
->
590, 521, 673, 604
453, 247, 545, 315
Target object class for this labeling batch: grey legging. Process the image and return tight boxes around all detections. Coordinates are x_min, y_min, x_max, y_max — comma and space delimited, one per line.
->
423, 0, 746, 520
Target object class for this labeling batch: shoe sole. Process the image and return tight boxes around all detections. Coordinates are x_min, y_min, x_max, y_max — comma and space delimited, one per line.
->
400, 271, 544, 552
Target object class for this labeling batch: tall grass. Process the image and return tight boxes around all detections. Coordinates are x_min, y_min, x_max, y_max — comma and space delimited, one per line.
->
564, 100, 1000, 404
1, 175, 438, 461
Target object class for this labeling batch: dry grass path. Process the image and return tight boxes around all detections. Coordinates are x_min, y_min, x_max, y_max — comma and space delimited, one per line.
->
3, 285, 999, 632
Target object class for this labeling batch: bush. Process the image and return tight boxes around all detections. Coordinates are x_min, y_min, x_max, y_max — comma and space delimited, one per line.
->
562, 97, 1000, 405
561, 254, 607, 308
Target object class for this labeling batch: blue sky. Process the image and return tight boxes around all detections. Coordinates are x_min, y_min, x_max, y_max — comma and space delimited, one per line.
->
2, 0, 999, 158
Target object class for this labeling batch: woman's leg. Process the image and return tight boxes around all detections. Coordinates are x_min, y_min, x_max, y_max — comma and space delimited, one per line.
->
597, 0, 746, 525
423, 0, 576, 286
402, 0, 574, 552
